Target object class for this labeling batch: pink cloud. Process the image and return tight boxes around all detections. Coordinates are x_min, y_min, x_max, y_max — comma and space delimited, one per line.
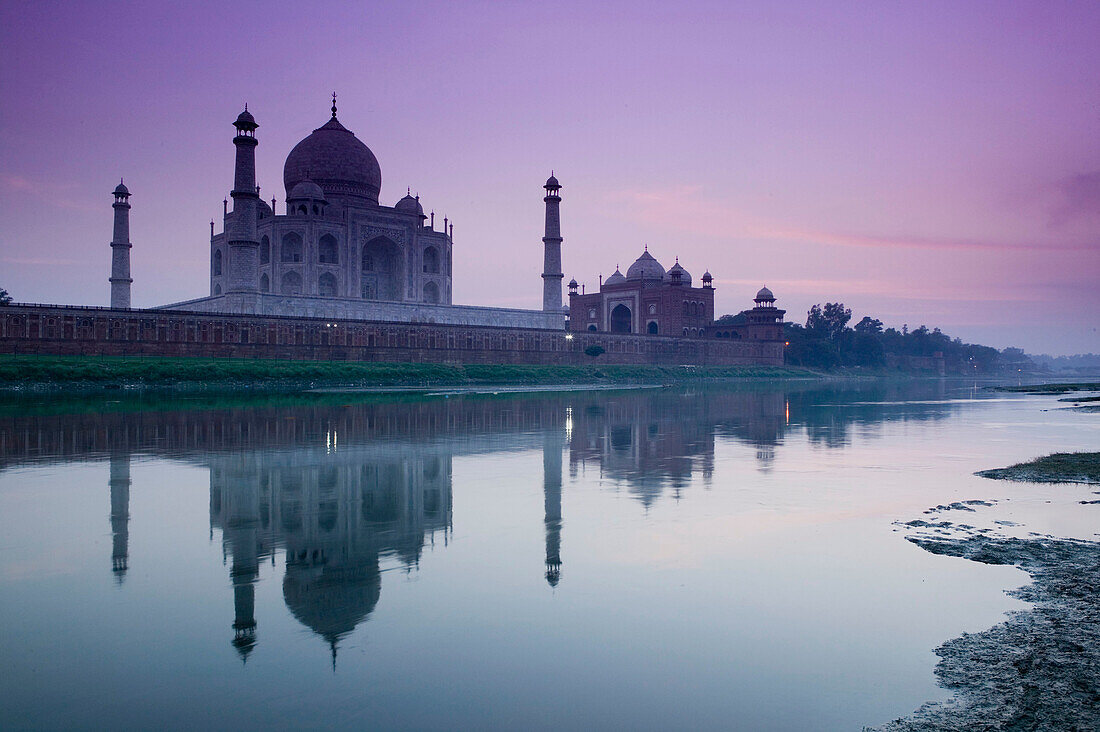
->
603, 186, 1092, 253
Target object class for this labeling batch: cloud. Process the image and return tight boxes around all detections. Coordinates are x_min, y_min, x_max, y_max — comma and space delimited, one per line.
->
0, 256, 82, 266
0, 173, 98, 213
710, 277, 1042, 303
602, 185, 1092, 253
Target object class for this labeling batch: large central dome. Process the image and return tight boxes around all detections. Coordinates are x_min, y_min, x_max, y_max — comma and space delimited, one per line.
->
283, 112, 381, 204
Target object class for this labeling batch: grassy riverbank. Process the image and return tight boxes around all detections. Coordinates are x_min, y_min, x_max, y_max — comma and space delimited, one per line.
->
0, 354, 813, 391
977, 452, 1100, 484
992, 381, 1100, 395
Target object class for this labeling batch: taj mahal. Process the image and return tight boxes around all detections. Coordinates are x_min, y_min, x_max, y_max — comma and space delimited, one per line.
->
142, 95, 565, 330
101, 96, 784, 344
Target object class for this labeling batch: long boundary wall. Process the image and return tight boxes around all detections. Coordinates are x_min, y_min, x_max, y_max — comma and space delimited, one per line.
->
0, 304, 784, 366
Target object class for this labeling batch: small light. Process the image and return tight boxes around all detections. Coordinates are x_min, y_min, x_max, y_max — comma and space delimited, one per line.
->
565, 333, 574, 340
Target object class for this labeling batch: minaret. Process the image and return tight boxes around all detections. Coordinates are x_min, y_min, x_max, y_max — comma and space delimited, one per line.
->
542, 173, 563, 312
227, 106, 260, 294
109, 180, 132, 309
543, 428, 564, 586
109, 453, 131, 583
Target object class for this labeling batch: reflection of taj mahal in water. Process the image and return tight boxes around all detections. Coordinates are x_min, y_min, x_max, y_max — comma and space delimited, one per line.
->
208, 444, 453, 662
0, 382, 954, 664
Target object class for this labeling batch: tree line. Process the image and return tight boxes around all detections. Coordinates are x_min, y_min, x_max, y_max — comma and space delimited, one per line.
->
769, 302, 1010, 373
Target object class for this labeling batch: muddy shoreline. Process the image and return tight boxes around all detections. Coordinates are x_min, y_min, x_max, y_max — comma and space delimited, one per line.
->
876, 512, 1100, 730
976, 452, 1100, 485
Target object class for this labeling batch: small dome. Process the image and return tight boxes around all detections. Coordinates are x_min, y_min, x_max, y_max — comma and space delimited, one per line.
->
287, 179, 326, 201
756, 286, 775, 301
667, 261, 692, 286
568, 278, 578, 287
702, 270, 713, 281
234, 108, 257, 130
113, 180, 129, 196
545, 174, 560, 189
395, 191, 425, 216
605, 267, 627, 286
626, 249, 666, 281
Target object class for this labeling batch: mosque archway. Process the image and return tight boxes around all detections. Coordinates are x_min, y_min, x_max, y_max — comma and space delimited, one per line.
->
319, 234, 338, 264
647, 321, 658, 335
260, 236, 270, 264
281, 271, 303, 295
610, 304, 632, 334
318, 272, 338, 297
260, 273, 270, 293
361, 236, 399, 301
423, 246, 440, 274
281, 233, 303, 263
213, 249, 222, 276
423, 281, 440, 304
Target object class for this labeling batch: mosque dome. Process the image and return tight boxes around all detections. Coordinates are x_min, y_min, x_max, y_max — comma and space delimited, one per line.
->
568, 277, 578, 288
626, 249, 666, 281
287, 179, 326, 201
702, 270, 713, 281
395, 191, 424, 216
545, 174, 560, 188
666, 261, 692, 286
605, 267, 627, 286
284, 112, 381, 205
756, 286, 775, 301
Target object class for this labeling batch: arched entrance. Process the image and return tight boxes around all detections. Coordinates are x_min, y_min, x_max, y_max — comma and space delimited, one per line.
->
281, 271, 302, 295
423, 281, 440, 304
647, 321, 658, 335
611, 304, 632, 334
361, 236, 399, 300
318, 272, 338, 297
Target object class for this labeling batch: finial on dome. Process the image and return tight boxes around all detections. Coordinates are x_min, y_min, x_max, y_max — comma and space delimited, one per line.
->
331, 92, 337, 118
407, 187, 411, 195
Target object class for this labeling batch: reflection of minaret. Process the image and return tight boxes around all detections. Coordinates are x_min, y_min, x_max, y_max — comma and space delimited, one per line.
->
224, 473, 261, 662
543, 429, 564, 587
109, 454, 131, 583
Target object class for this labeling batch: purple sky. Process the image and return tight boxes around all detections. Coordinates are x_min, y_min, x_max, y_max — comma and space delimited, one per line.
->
1, 1, 1097, 354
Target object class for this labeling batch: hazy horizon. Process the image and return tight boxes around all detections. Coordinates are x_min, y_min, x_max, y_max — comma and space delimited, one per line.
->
1, 1, 1097, 355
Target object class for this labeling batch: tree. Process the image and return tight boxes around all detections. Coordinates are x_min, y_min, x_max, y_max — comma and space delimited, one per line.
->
806, 302, 852, 341
584, 345, 605, 358
0, 288, 11, 306
854, 316, 883, 335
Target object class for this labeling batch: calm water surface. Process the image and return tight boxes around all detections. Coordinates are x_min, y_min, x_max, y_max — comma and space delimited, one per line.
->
0, 380, 1096, 730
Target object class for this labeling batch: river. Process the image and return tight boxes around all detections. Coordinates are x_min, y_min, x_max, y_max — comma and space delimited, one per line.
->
0, 379, 1095, 730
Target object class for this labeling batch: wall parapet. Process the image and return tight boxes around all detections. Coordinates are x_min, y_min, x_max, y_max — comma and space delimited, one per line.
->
0, 304, 784, 366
